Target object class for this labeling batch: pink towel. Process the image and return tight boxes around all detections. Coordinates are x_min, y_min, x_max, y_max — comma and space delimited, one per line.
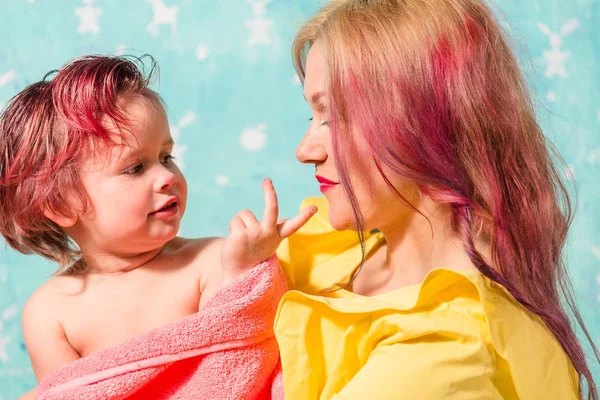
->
37, 256, 286, 400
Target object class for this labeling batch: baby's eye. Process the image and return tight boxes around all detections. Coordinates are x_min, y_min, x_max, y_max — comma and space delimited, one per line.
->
125, 163, 144, 175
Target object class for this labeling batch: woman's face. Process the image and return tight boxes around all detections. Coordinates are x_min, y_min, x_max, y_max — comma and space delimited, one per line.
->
297, 42, 419, 232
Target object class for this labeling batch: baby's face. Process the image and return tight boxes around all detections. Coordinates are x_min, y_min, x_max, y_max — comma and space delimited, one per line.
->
73, 96, 187, 255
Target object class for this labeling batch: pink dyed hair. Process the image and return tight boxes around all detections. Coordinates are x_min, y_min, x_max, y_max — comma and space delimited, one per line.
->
294, 0, 598, 398
0, 55, 160, 274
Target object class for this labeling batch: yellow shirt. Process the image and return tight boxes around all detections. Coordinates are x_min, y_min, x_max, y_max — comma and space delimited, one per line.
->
275, 197, 579, 400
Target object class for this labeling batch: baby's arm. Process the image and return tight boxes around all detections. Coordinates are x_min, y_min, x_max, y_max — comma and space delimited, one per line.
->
199, 179, 316, 309
22, 284, 81, 382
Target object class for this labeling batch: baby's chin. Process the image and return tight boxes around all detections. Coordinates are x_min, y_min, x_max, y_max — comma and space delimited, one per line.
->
143, 224, 182, 245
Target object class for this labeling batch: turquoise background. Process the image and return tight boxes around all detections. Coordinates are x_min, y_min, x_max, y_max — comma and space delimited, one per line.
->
0, 0, 598, 398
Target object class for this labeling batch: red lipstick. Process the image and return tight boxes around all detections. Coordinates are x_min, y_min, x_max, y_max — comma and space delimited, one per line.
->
315, 175, 339, 193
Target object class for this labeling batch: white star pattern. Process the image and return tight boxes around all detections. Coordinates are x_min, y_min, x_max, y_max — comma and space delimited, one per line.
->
216, 175, 230, 186
587, 148, 600, 165
0, 334, 10, 363
542, 49, 570, 78
0, 305, 17, 363
245, 17, 273, 46
169, 111, 196, 171
240, 123, 268, 151
247, 0, 272, 16
245, 0, 273, 46
537, 19, 579, 79
0, 70, 16, 88
75, 0, 101, 35
2, 306, 17, 321
196, 44, 209, 61
147, 0, 179, 37
172, 144, 187, 170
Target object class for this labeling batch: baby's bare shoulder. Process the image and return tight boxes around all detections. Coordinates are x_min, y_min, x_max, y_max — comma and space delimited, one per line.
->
27, 273, 86, 306
22, 274, 85, 329
23, 275, 84, 381
168, 236, 224, 263
169, 237, 225, 291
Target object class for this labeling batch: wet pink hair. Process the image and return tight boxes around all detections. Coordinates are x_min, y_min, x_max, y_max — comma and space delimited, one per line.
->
294, 0, 598, 397
0, 55, 160, 273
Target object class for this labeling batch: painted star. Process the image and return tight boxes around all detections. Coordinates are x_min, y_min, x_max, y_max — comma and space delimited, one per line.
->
542, 48, 570, 79
75, 0, 101, 35
245, 17, 273, 46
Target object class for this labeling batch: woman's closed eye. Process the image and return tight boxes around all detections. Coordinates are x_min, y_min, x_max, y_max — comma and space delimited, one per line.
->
309, 117, 329, 127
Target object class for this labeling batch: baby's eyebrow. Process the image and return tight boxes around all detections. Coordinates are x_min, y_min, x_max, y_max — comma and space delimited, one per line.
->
114, 137, 174, 164
115, 149, 141, 166
111, 141, 140, 160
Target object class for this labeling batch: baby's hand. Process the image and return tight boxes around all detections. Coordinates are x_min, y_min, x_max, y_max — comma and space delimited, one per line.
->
220, 178, 317, 285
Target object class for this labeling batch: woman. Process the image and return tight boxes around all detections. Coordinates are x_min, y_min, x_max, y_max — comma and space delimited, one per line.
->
275, 0, 599, 399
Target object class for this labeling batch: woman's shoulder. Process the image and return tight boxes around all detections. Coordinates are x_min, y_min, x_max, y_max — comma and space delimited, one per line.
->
379, 267, 578, 392
379, 268, 580, 399
455, 269, 580, 397
277, 266, 579, 399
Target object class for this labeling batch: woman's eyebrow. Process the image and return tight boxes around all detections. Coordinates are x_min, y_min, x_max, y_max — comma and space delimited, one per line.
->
304, 91, 327, 112
304, 90, 325, 104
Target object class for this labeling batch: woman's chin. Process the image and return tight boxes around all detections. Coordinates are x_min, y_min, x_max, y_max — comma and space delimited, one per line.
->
328, 209, 356, 232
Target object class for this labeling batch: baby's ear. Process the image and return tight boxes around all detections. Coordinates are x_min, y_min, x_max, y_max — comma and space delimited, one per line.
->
43, 206, 78, 228
43, 190, 86, 228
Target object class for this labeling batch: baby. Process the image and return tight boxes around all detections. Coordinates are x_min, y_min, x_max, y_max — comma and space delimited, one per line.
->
0, 55, 315, 392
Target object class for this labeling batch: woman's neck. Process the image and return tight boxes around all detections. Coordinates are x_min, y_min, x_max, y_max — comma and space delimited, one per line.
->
353, 198, 484, 296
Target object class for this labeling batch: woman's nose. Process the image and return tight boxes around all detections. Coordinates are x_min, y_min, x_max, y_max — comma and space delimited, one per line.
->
296, 128, 328, 164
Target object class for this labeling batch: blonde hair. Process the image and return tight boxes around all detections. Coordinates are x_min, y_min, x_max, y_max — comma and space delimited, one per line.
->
293, 1, 598, 398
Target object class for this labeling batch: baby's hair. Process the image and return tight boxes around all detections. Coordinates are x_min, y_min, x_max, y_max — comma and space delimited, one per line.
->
0, 54, 160, 274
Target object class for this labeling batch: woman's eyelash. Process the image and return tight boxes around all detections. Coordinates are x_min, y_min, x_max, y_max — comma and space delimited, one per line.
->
308, 117, 329, 126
